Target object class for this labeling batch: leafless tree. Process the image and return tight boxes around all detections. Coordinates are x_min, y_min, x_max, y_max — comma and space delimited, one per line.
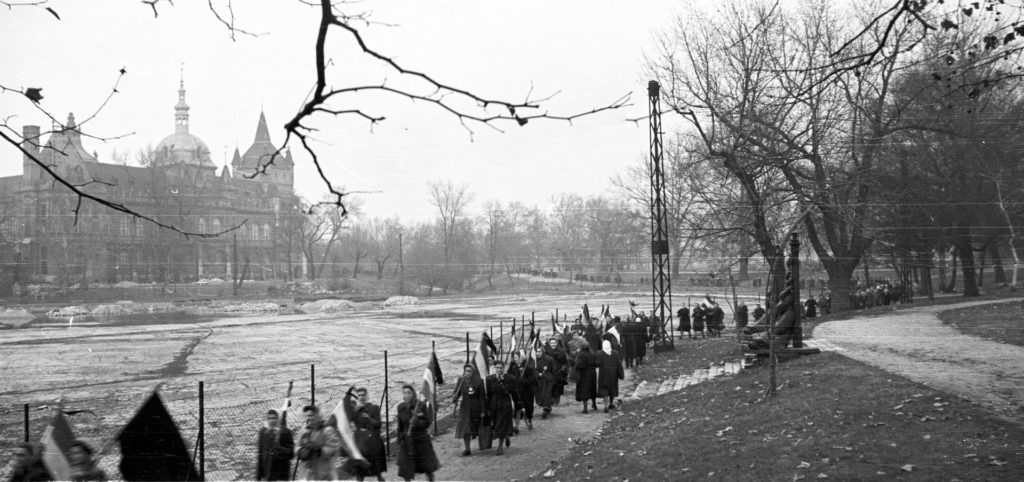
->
427, 179, 474, 289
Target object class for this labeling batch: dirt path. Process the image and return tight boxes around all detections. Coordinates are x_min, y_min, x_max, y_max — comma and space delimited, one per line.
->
374, 370, 636, 482
815, 298, 1024, 422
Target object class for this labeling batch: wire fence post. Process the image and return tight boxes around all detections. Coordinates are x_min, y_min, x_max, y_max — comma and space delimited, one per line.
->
432, 340, 437, 436
384, 350, 390, 456
311, 364, 316, 407
198, 380, 205, 480
23, 403, 29, 442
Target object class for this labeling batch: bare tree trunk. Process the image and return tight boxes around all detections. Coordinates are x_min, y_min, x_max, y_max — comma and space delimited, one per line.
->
352, 252, 365, 279
995, 178, 1019, 289
918, 251, 934, 301
991, 241, 1005, 285
956, 226, 980, 297
942, 249, 958, 293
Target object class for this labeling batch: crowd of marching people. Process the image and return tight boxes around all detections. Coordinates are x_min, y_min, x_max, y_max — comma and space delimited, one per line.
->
9, 303, 657, 482
248, 305, 637, 481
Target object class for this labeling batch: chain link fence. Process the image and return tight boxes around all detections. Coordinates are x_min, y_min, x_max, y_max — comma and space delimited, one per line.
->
1, 316, 522, 481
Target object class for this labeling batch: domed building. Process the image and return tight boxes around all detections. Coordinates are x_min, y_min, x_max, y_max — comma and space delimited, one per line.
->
0, 75, 302, 288
153, 78, 216, 169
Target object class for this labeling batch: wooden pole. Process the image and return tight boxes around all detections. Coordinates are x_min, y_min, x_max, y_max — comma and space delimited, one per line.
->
790, 233, 802, 348
310, 364, 315, 407
23, 403, 29, 442
466, 332, 470, 364
198, 381, 205, 480
384, 350, 390, 455
431, 340, 437, 436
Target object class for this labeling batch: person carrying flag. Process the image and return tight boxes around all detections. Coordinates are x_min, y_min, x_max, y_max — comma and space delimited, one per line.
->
296, 405, 342, 480
516, 349, 538, 430
451, 364, 485, 456
9, 442, 50, 482
257, 410, 294, 481
345, 387, 387, 481
396, 384, 440, 481
68, 440, 106, 481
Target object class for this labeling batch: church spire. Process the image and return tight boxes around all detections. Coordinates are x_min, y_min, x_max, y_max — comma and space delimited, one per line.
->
254, 111, 271, 143
175, 65, 190, 135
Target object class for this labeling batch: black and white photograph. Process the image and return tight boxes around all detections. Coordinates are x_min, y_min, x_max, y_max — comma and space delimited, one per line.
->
2, 0, 1023, 480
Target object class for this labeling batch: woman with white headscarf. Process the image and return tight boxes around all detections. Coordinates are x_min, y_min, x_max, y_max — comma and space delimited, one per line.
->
594, 340, 624, 413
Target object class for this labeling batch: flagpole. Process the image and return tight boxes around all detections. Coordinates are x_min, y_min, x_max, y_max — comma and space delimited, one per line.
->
310, 364, 316, 407
23, 404, 28, 442
465, 332, 470, 364
499, 319, 503, 357
384, 350, 390, 456
432, 340, 437, 436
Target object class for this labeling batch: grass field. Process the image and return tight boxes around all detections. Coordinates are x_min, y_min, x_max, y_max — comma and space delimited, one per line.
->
939, 299, 1024, 348
544, 341, 1024, 481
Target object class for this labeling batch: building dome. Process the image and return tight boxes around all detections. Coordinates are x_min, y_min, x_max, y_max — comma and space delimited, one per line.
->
155, 131, 215, 167
155, 72, 216, 168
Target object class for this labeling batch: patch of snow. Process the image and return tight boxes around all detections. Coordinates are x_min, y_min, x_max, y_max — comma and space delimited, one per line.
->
297, 299, 358, 313
220, 302, 284, 313
47, 305, 91, 317
381, 296, 419, 308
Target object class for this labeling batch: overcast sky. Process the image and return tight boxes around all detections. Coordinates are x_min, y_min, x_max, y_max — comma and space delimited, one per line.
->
1, 0, 685, 222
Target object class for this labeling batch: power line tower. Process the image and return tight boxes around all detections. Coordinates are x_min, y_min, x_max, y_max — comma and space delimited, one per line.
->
648, 80, 674, 352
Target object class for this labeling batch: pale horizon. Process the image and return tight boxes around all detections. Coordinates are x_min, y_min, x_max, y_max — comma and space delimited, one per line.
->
0, 0, 686, 223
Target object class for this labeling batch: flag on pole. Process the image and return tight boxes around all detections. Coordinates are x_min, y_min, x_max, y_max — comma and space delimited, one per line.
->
508, 320, 518, 358
331, 387, 367, 464
427, 350, 444, 386
470, 331, 498, 379
118, 391, 200, 482
279, 381, 293, 430
605, 324, 622, 347
40, 408, 74, 481
421, 351, 443, 412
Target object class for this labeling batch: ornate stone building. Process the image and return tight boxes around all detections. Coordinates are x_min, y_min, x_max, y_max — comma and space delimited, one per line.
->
0, 78, 301, 286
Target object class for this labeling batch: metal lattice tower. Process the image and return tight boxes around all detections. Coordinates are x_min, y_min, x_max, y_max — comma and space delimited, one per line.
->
648, 80, 674, 351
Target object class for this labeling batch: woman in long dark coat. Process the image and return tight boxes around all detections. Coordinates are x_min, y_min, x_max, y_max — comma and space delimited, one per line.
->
486, 360, 520, 455
507, 352, 527, 434
735, 304, 749, 330
396, 385, 439, 481
543, 338, 568, 405
451, 365, 484, 456
516, 350, 537, 429
573, 342, 598, 413
534, 346, 556, 419
345, 388, 387, 481
692, 306, 706, 338
595, 340, 624, 413
677, 306, 692, 339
